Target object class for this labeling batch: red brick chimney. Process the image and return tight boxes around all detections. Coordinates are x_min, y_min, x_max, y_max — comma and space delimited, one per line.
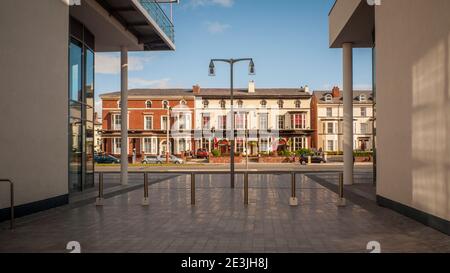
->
331, 86, 341, 98
193, 84, 201, 95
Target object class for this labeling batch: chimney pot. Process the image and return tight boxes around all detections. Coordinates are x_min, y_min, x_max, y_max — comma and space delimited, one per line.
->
248, 80, 255, 93
332, 86, 340, 98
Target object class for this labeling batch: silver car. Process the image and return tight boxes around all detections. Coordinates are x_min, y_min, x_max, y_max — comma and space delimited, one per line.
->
157, 155, 184, 164
141, 155, 163, 164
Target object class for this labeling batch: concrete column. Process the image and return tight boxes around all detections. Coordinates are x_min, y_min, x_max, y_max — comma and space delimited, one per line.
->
120, 46, 128, 185
343, 43, 354, 185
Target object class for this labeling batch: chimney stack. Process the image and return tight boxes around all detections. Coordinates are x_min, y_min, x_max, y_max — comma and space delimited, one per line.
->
332, 86, 341, 98
193, 84, 201, 95
248, 80, 255, 93
304, 85, 310, 93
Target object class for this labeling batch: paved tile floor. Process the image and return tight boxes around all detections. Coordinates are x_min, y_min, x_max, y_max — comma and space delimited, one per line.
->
0, 174, 449, 253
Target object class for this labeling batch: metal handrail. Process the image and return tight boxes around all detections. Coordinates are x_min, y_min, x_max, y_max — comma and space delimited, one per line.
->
139, 0, 175, 42
94, 170, 345, 207
0, 179, 14, 229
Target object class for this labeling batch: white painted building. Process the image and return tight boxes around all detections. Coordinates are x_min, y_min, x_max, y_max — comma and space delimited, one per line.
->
313, 88, 373, 152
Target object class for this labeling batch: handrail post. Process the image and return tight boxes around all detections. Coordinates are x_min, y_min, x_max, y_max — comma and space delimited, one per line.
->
289, 172, 298, 206
142, 172, 149, 206
95, 173, 104, 206
244, 172, 249, 205
191, 173, 195, 205
336, 172, 346, 207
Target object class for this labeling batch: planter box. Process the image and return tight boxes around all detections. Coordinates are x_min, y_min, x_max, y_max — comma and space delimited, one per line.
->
208, 156, 243, 163
258, 156, 294, 163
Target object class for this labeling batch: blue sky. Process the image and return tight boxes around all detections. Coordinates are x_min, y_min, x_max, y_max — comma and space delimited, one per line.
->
95, 0, 372, 111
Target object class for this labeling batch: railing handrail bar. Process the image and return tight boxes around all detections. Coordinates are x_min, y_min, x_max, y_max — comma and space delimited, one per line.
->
94, 170, 343, 175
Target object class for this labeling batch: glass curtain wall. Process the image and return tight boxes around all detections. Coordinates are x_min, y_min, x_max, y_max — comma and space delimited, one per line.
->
69, 18, 95, 192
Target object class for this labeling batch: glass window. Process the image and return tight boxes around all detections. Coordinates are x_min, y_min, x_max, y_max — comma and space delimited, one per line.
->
277, 115, 285, 129
220, 100, 226, 109
260, 100, 267, 108
327, 140, 334, 151
146, 101, 152, 108
113, 138, 121, 154
361, 123, 369, 134
327, 122, 334, 134
143, 138, 157, 154
113, 114, 121, 130
236, 139, 244, 153
295, 100, 301, 108
237, 100, 243, 108
293, 137, 306, 151
259, 113, 268, 130
85, 49, 94, 109
361, 107, 367, 117
326, 107, 332, 117
202, 114, 211, 129
260, 139, 269, 152
235, 113, 246, 129
277, 100, 284, 109
163, 100, 169, 109
69, 41, 82, 103
291, 114, 306, 129
161, 116, 169, 130
144, 116, 153, 130
325, 94, 332, 102
203, 100, 209, 109
218, 115, 227, 130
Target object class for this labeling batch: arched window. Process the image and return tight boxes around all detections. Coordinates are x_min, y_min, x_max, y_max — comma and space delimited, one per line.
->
260, 100, 267, 108
325, 94, 332, 102
277, 100, 284, 109
145, 100, 152, 109
359, 94, 367, 102
237, 100, 243, 108
220, 100, 226, 109
203, 100, 209, 109
162, 100, 169, 109
295, 100, 301, 108
180, 99, 187, 106
117, 100, 121, 108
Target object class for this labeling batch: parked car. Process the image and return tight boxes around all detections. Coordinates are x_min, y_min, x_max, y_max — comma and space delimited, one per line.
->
94, 154, 120, 164
160, 155, 184, 164
299, 154, 326, 165
141, 155, 163, 164
196, 149, 209, 159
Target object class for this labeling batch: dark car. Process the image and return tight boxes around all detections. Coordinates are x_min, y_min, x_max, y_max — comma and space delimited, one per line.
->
299, 154, 326, 165
94, 155, 120, 164
196, 149, 209, 159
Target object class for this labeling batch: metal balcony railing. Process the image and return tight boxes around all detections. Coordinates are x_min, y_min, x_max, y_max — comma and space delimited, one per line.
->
139, 0, 175, 43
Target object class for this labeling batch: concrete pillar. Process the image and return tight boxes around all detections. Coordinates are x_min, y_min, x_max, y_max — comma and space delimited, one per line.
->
120, 46, 128, 185
343, 43, 354, 185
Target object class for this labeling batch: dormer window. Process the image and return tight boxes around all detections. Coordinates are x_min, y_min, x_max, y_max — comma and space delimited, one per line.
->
325, 94, 332, 102
203, 100, 209, 109
220, 100, 226, 109
295, 100, 301, 108
260, 100, 267, 108
359, 94, 367, 102
237, 100, 243, 108
145, 100, 152, 109
277, 100, 284, 109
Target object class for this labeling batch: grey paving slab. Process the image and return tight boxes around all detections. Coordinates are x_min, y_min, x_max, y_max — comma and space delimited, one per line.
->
0, 173, 449, 253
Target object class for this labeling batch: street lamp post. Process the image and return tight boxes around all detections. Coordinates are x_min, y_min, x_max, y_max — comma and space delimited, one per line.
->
166, 106, 171, 164
209, 58, 255, 188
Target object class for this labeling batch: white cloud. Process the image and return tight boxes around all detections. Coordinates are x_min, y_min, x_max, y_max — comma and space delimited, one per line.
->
94, 100, 102, 116
129, 78, 171, 89
95, 53, 154, 75
188, 0, 234, 8
206, 21, 231, 34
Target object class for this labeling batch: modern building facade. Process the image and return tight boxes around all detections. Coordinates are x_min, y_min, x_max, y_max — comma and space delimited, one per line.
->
329, 0, 450, 234
100, 83, 314, 158
312, 87, 374, 152
0, 0, 175, 221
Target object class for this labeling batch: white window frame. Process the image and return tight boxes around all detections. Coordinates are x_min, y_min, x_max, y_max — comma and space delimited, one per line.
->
292, 137, 306, 151
143, 137, 158, 154
326, 107, 333, 117
361, 107, 367, 117
259, 113, 269, 130
325, 94, 332, 102
144, 115, 153, 130
277, 115, 285, 129
327, 140, 334, 151
113, 114, 121, 130
259, 138, 270, 153
291, 113, 306, 129
161, 115, 169, 130
145, 100, 152, 109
